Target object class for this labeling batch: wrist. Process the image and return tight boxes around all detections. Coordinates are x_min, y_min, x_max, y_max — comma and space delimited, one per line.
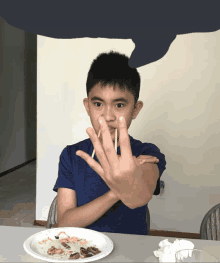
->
108, 190, 120, 202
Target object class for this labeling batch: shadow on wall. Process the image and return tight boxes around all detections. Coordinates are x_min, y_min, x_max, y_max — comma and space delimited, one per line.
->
0, 22, 37, 175
24, 32, 37, 161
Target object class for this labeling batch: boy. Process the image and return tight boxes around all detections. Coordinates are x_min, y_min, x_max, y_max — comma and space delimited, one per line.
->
53, 51, 166, 235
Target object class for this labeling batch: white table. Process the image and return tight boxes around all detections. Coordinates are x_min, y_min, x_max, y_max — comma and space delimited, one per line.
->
1, 225, 220, 262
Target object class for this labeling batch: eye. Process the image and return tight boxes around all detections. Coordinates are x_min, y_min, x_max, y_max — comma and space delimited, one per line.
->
93, 102, 125, 108
116, 103, 125, 108
94, 102, 102, 107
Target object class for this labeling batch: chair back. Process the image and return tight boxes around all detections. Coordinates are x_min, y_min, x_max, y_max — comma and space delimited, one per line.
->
46, 195, 57, 228
200, 203, 220, 240
147, 207, 150, 234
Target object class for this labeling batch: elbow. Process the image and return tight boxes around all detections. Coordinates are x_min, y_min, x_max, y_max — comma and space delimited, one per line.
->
127, 202, 146, 210
57, 216, 66, 228
125, 194, 153, 209
57, 221, 65, 228
129, 203, 145, 209
128, 204, 137, 209
58, 221, 72, 228
133, 195, 153, 209
57, 218, 70, 228
125, 202, 138, 209
57, 219, 62, 228
143, 194, 153, 206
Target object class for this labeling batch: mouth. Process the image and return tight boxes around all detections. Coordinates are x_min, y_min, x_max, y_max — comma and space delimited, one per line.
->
99, 128, 118, 143
109, 128, 116, 134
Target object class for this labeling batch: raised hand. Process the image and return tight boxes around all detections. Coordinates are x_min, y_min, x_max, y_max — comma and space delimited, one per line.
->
76, 116, 156, 208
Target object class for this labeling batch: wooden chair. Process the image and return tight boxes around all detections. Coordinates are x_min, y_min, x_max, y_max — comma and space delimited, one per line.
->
46, 194, 151, 234
200, 203, 220, 240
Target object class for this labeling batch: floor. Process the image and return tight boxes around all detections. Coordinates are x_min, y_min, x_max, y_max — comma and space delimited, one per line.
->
0, 160, 38, 227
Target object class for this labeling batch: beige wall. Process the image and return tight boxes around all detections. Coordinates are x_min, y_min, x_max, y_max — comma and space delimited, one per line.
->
37, 31, 220, 233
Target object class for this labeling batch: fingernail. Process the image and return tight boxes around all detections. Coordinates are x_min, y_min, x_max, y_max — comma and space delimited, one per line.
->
119, 116, 124, 122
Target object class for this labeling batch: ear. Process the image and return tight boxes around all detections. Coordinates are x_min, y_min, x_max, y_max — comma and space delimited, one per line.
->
83, 98, 90, 116
131, 101, 143, 120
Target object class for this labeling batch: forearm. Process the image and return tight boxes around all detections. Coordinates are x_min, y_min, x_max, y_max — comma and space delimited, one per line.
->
58, 190, 120, 228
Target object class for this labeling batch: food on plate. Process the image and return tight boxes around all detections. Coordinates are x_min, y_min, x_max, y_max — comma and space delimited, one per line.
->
69, 252, 80, 259
37, 231, 101, 260
87, 246, 101, 255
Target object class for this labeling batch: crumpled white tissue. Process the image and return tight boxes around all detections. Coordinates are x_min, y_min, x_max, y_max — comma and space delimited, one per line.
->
153, 238, 195, 262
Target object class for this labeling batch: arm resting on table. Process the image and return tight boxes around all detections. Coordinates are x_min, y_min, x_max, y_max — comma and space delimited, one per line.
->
57, 188, 120, 228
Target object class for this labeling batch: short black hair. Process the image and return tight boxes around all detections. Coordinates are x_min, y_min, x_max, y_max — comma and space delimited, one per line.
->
86, 51, 141, 105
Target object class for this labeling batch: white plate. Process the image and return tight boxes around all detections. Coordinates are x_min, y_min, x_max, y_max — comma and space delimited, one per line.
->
23, 227, 114, 262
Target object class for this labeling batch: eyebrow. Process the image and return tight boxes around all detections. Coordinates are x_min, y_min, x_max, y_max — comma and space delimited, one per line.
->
90, 96, 128, 103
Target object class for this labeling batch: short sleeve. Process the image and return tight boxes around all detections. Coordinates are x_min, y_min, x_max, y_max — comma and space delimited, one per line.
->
53, 146, 75, 193
141, 143, 166, 195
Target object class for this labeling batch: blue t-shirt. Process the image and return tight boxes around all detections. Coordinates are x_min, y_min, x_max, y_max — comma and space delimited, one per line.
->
53, 135, 166, 235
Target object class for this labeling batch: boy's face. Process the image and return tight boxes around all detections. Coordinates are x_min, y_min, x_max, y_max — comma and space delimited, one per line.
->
83, 83, 143, 147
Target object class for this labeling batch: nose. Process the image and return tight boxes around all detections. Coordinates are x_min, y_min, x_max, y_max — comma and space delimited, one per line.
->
101, 106, 116, 122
